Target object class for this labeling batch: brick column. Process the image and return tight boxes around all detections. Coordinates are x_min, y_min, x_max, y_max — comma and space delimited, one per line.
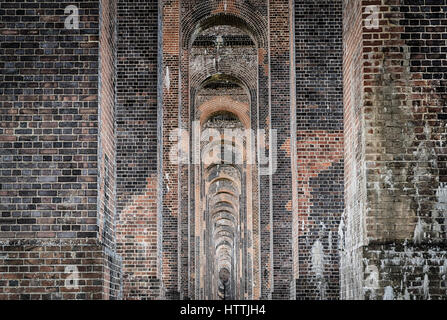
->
269, 0, 295, 299
161, 0, 180, 300
115, 0, 161, 300
342, 0, 447, 300
258, 42, 274, 301
294, 0, 344, 300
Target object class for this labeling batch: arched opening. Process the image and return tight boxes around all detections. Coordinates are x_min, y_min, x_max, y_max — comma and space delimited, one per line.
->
185, 16, 260, 300
170, 2, 270, 300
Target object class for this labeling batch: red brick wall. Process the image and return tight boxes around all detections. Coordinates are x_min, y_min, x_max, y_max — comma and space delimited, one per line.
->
116, 175, 161, 300
178, 0, 272, 300
2, 0, 445, 301
115, 0, 162, 300
294, 0, 344, 300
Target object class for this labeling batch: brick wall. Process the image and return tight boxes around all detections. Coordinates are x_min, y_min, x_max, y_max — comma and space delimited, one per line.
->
0, 0, 121, 300
177, 0, 271, 301
98, 0, 121, 299
269, 0, 296, 300
341, 0, 447, 300
115, 0, 161, 300
98, 0, 116, 253
2, 0, 445, 301
0, 0, 99, 241
0, 239, 104, 300
341, 0, 366, 300
294, 0, 344, 300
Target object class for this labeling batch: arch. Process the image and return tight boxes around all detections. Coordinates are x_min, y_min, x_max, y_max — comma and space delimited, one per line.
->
213, 200, 237, 211
213, 225, 235, 238
212, 212, 236, 224
191, 61, 257, 90
212, 190, 237, 198
198, 73, 245, 91
206, 164, 242, 182
215, 239, 234, 250
214, 229, 235, 239
210, 193, 237, 207
182, 4, 268, 49
210, 208, 237, 218
215, 221, 234, 231
181, 1, 263, 300
198, 96, 250, 129
201, 137, 246, 167
207, 176, 241, 194
208, 181, 239, 198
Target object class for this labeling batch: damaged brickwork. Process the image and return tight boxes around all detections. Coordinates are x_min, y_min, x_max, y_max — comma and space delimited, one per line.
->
341, 0, 447, 300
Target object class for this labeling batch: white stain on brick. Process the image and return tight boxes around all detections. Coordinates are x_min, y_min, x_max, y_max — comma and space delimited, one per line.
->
441, 260, 447, 276
328, 231, 333, 251
403, 288, 411, 300
364, 265, 379, 290
413, 218, 425, 244
423, 274, 430, 300
435, 183, 447, 211
164, 66, 170, 92
311, 240, 324, 278
383, 286, 394, 300
384, 169, 394, 189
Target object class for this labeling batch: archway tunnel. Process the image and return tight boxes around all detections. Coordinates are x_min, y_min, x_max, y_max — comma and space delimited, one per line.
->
189, 20, 260, 300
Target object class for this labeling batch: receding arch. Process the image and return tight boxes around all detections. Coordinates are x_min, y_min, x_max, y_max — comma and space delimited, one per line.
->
214, 190, 237, 198
191, 63, 257, 91
182, 1, 263, 300
182, 8, 267, 49
207, 176, 241, 195
198, 96, 250, 129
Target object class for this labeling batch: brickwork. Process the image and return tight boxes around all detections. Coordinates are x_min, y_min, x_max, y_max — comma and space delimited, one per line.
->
340, 0, 366, 300
115, 0, 161, 300
178, 0, 270, 301
341, 0, 447, 300
98, 0, 121, 299
0, 239, 117, 300
0, 0, 120, 300
161, 0, 181, 300
294, 0, 345, 300
0, 0, 100, 240
117, 175, 161, 300
269, 0, 296, 300
1, 0, 446, 301
98, 0, 117, 253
